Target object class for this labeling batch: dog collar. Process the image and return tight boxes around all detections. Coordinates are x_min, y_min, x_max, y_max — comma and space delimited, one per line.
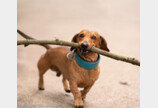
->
73, 50, 100, 70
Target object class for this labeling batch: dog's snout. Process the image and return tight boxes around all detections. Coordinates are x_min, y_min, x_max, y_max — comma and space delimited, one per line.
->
81, 42, 88, 49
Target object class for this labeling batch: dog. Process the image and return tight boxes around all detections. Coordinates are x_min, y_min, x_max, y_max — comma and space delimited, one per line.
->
17, 29, 110, 108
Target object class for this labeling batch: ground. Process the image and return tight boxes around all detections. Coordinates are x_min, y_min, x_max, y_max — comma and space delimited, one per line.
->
17, 0, 140, 108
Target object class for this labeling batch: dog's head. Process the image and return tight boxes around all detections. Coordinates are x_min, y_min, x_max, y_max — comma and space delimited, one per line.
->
71, 30, 110, 55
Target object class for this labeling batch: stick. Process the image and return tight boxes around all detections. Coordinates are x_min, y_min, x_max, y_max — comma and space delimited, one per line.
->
17, 39, 140, 66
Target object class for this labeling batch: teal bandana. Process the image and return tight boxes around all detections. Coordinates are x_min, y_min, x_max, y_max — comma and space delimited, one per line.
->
73, 50, 100, 69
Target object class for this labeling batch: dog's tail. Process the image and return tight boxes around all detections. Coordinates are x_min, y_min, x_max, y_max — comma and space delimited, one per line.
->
17, 29, 51, 49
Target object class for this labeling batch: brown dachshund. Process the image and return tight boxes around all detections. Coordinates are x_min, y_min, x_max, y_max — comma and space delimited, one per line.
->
17, 29, 110, 108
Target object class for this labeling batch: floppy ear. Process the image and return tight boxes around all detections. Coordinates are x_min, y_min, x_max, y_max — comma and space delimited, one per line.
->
70, 33, 78, 51
100, 36, 110, 52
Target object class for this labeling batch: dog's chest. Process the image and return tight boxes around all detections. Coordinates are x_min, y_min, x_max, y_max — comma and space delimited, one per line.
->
70, 59, 100, 87
78, 70, 99, 87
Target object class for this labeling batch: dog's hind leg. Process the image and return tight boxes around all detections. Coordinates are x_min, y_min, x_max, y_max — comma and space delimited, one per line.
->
37, 55, 50, 90
62, 76, 70, 93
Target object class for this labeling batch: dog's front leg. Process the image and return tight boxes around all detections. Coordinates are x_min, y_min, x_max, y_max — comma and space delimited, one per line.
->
69, 81, 83, 108
81, 85, 93, 100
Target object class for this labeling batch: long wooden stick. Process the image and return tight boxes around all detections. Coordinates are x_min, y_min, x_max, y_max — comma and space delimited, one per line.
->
17, 39, 140, 66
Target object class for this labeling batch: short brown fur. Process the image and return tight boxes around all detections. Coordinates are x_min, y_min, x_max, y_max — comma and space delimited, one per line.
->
20, 29, 109, 108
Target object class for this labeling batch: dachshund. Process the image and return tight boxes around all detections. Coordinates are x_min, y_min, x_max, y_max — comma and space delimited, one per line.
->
17, 29, 110, 108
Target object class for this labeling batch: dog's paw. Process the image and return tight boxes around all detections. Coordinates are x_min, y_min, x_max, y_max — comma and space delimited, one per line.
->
75, 105, 84, 108
65, 89, 71, 93
38, 87, 45, 90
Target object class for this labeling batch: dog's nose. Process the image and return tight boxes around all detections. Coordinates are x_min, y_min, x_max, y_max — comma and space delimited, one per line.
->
81, 42, 88, 49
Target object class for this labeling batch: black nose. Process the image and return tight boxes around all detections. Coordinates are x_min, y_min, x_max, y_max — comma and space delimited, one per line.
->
81, 42, 88, 49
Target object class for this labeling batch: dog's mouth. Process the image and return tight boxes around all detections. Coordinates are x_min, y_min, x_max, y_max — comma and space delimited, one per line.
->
78, 42, 92, 56
80, 48, 90, 55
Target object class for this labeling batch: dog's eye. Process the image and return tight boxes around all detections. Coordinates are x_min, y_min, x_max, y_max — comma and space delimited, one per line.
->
80, 34, 84, 38
91, 36, 97, 40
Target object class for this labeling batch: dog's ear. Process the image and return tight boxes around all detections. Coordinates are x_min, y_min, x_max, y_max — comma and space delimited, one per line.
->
70, 33, 78, 51
100, 36, 110, 52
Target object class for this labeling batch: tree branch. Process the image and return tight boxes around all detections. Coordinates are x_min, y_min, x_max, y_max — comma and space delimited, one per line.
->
17, 39, 140, 66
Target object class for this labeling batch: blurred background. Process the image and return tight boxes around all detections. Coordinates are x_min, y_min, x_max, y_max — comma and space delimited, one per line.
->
17, 0, 139, 108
